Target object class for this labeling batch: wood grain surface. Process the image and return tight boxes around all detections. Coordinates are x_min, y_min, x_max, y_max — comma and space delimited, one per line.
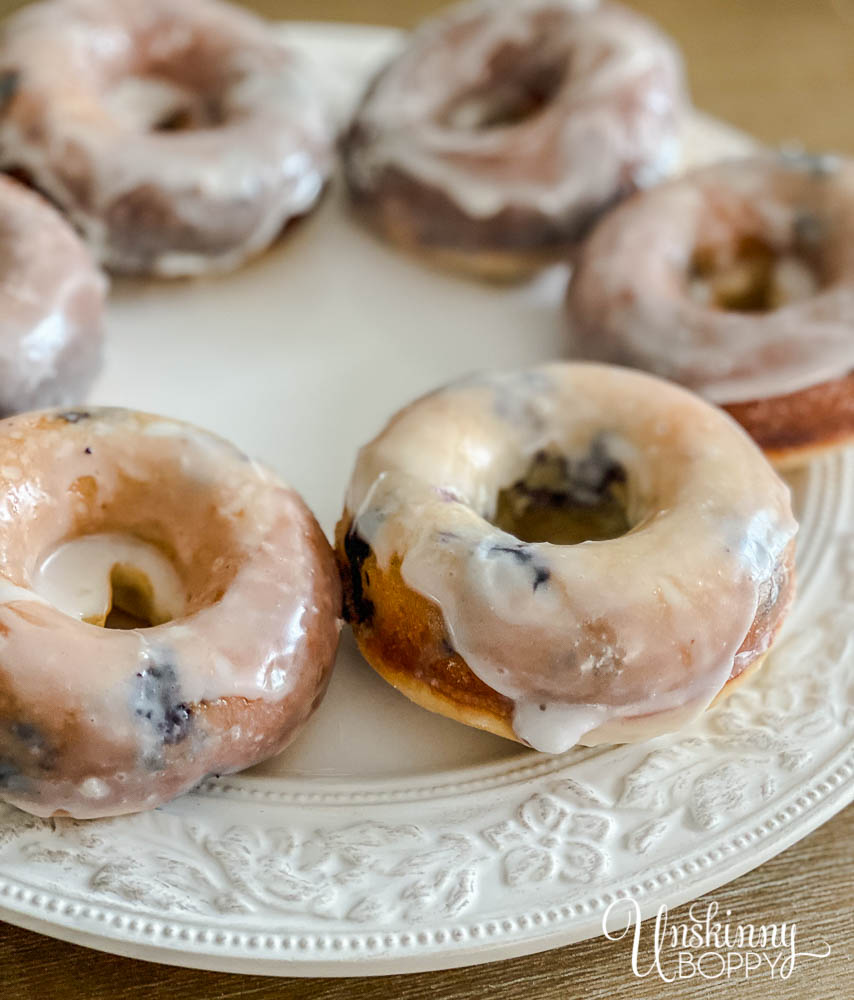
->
1, 0, 853, 997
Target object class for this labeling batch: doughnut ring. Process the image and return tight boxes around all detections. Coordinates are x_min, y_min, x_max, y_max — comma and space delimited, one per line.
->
0, 0, 334, 276
341, 0, 685, 280
336, 363, 797, 753
566, 153, 854, 466
0, 408, 341, 818
0, 175, 104, 415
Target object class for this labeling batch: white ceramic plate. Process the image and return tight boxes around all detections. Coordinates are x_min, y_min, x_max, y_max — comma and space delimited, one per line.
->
1, 22, 852, 978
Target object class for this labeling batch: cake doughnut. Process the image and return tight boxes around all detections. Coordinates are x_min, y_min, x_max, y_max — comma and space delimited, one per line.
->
565, 153, 854, 467
341, 0, 686, 280
336, 364, 796, 753
0, 175, 104, 415
0, 408, 341, 818
0, 0, 334, 276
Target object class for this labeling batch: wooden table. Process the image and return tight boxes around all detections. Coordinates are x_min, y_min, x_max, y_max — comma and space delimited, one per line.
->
2, 1, 853, 997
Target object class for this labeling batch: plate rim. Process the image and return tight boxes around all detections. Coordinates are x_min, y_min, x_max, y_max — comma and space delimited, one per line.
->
1, 19, 853, 979
2, 744, 852, 976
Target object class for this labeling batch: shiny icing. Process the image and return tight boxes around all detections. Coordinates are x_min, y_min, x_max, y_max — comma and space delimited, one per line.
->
566, 154, 854, 404
0, 0, 334, 275
0, 175, 105, 415
0, 408, 341, 817
345, 363, 797, 752
344, 0, 685, 220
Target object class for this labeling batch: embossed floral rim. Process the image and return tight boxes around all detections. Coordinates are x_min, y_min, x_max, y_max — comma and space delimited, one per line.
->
0, 744, 852, 976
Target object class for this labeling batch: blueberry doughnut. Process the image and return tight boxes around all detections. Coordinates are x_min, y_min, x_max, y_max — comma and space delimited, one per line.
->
566, 154, 854, 466
0, 174, 104, 415
336, 364, 796, 753
341, 0, 686, 280
0, 0, 333, 276
0, 409, 341, 818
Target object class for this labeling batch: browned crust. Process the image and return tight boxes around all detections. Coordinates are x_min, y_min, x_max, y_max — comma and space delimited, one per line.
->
357, 215, 568, 282
335, 513, 513, 726
335, 513, 796, 748
341, 156, 599, 282
722, 371, 854, 468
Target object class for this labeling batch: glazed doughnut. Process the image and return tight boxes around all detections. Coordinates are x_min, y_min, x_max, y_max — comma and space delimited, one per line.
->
0, 0, 333, 276
565, 153, 854, 466
336, 364, 796, 753
341, 0, 685, 280
0, 175, 104, 415
0, 408, 341, 818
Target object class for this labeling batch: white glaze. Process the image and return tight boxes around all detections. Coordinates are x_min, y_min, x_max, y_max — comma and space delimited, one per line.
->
0, 0, 334, 275
0, 408, 341, 818
33, 532, 186, 625
0, 409, 319, 703
345, 364, 797, 752
344, 0, 685, 221
0, 175, 105, 413
566, 154, 854, 404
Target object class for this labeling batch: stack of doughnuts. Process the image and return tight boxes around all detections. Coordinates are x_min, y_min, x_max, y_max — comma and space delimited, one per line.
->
2, 0, 846, 820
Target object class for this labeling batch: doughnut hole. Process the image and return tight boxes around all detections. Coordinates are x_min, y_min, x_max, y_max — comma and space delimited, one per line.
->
440, 35, 570, 130
64, 470, 241, 619
104, 563, 174, 629
103, 75, 228, 133
95, 16, 242, 134
34, 540, 185, 630
492, 443, 631, 544
688, 226, 825, 313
